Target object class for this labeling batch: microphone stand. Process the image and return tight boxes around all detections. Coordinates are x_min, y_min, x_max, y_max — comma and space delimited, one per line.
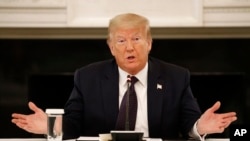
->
111, 75, 143, 141
125, 75, 131, 130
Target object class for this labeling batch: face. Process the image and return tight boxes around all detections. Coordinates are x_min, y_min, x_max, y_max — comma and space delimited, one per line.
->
108, 26, 152, 75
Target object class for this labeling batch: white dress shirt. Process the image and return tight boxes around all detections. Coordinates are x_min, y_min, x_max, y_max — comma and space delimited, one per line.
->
117, 63, 204, 140
118, 63, 149, 137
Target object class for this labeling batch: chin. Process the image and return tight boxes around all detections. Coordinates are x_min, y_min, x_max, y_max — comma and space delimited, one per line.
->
125, 66, 141, 75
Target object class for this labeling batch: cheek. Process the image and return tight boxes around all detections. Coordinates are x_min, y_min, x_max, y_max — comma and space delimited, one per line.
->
111, 47, 124, 59
142, 44, 151, 55
136, 48, 148, 61
146, 42, 152, 53
110, 48, 115, 56
110, 45, 117, 56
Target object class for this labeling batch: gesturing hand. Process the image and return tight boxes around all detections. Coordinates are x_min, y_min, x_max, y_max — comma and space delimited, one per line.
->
12, 102, 47, 134
197, 101, 237, 135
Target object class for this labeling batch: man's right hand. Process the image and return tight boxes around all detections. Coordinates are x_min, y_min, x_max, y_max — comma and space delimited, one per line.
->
12, 102, 47, 134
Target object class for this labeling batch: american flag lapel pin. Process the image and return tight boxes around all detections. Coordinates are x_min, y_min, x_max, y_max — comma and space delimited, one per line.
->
157, 83, 162, 90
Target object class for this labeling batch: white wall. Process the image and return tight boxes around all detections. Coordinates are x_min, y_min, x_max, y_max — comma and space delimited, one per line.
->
0, 0, 250, 27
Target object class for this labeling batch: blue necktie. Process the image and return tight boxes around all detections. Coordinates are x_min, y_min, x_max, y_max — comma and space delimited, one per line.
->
115, 76, 138, 130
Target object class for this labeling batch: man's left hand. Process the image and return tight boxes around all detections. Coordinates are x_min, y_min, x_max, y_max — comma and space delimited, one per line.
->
197, 101, 237, 135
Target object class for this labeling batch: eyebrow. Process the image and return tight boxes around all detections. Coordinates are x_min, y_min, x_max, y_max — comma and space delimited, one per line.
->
115, 35, 125, 38
115, 33, 142, 38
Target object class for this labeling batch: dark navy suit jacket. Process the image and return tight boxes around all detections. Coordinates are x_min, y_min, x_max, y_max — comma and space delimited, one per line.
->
63, 57, 201, 140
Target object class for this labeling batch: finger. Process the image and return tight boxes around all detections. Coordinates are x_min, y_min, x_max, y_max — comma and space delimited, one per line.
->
12, 118, 28, 124
222, 112, 237, 118
209, 101, 221, 113
11, 119, 19, 124
14, 120, 35, 134
220, 120, 233, 129
15, 122, 33, 133
218, 127, 225, 133
219, 121, 229, 127
219, 116, 237, 128
223, 116, 237, 124
222, 122, 231, 129
15, 122, 27, 128
12, 113, 27, 120
211, 126, 225, 134
231, 116, 237, 122
28, 101, 43, 113
217, 114, 236, 124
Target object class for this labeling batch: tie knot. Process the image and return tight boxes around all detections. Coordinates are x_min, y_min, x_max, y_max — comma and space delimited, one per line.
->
130, 76, 138, 85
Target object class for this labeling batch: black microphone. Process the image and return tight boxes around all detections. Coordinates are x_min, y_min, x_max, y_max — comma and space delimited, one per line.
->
125, 75, 131, 130
111, 75, 143, 141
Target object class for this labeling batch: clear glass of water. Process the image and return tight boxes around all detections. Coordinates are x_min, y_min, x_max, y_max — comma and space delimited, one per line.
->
45, 109, 64, 141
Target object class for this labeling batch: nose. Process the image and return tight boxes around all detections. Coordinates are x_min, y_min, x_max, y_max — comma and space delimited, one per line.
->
126, 40, 134, 51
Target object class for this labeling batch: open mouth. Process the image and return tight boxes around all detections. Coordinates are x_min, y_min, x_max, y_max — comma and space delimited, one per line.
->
127, 56, 135, 60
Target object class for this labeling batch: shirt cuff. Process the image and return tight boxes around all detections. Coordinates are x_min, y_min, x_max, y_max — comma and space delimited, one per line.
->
189, 120, 207, 141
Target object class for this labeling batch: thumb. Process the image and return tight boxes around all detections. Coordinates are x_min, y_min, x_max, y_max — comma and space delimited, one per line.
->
28, 101, 43, 113
209, 101, 221, 113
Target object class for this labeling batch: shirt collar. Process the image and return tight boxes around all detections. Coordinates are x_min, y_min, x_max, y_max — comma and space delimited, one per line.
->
118, 62, 148, 87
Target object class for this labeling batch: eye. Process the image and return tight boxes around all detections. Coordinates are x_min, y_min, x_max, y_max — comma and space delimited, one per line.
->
117, 38, 126, 44
118, 39, 125, 43
132, 37, 141, 42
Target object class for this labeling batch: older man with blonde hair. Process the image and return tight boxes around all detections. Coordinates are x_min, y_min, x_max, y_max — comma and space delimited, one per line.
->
12, 13, 237, 140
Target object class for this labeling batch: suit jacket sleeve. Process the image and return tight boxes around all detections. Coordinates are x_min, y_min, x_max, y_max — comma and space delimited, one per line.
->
63, 69, 84, 139
62, 59, 119, 140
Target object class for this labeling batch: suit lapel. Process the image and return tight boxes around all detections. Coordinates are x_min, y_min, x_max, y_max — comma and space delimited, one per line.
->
99, 58, 166, 132
101, 60, 119, 129
147, 59, 165, 136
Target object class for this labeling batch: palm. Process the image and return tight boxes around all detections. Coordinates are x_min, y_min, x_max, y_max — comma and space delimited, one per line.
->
197, 101, 237, 135
25, 109, 47, 134
12, 102, 47, 134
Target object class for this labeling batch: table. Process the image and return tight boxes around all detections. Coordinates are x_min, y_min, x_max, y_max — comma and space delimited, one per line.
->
0, 139, 74, 141
0, 138, 230, 141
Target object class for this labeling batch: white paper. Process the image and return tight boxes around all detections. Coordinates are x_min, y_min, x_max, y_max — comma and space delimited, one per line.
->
77, 136, 162, 141
145, 138, 162, 141
76, 136, 99, 141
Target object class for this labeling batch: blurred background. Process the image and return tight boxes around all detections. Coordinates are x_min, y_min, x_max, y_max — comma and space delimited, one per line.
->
0, 39, 249, 138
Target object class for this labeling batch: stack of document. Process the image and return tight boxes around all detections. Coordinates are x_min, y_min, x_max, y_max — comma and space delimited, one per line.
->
77, 136, 162, 141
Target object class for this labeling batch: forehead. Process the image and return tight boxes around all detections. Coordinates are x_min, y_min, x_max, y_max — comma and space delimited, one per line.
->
112, 26, 146, 38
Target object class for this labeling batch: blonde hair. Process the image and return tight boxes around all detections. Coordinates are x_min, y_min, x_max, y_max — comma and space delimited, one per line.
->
107, 13, 152, 42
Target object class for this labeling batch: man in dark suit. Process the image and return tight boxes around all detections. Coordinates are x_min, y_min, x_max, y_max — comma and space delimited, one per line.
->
12, 13, 237, 140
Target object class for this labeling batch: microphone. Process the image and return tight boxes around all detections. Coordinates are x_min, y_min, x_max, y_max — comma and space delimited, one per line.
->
125, 75, 131, 130
111, 75, 143, 141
